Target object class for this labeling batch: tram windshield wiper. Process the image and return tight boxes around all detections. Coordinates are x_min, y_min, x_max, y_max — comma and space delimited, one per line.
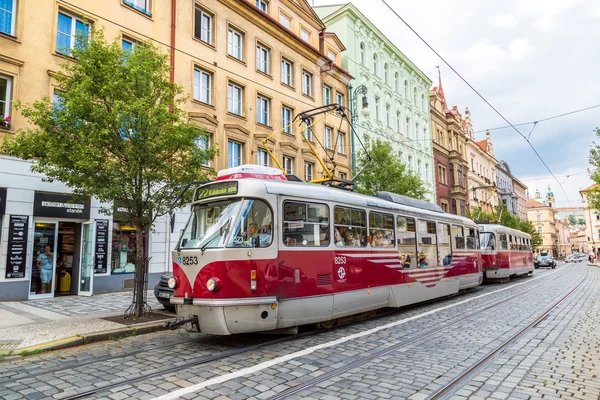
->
199, 224, 230, 255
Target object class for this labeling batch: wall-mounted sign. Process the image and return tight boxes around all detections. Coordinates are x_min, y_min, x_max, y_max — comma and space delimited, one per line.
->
94, 220, 109, 274
33, 192, 90, 219
5, 215, 29, 279
0, 188, 6, 216
194, 181, 238, 201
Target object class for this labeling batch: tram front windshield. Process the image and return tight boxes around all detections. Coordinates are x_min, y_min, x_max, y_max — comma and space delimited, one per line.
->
480, 232, 496, 251
178, 199, 242, 249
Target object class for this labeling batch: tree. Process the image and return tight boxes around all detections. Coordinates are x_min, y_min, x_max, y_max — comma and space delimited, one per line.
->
2, 29, 215, 317
470, 204, 542, 248
587, 127, 600, 208
568, 215, 577, 226
354, 138, 427, 200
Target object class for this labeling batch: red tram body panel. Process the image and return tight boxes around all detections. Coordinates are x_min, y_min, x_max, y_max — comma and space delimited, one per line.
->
171, 166, 484, 335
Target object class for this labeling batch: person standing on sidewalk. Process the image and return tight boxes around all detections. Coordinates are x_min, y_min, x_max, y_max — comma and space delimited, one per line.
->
37, 245, 54, 294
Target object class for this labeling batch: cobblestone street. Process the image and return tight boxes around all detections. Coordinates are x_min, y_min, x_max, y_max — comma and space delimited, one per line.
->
0, 263, 598, 400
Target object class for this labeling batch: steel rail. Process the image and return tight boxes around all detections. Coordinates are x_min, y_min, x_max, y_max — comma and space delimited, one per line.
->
266, 265, 580, 400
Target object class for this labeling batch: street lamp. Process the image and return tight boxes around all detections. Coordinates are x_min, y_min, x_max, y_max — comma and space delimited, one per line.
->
348, 84, 369, 173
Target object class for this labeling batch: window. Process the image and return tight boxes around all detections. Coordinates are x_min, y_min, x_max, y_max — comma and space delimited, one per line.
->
256, 95, 270, 125
452, 225, 464, 249
328, 50, 336, 61
425, 163, 429, 182
337, 132, 345, 154
413, 87, 417, 104
323, 85, 331, 105
384, 64, 389, 84
418, 220, 437, 267
257, 148, 269, 167
121, 38, 135, 53
395, 72, 399, 91
56, 12, 89, 56
441, 202, 448, 213
404, 116, 409, 135
227, 27, 243, 60
422, 93, 426, 110
386, 104, 391, 127
227, 141, 242, 167
416, 122, 420, 138
300, 71, 313, 97
324, 126, 333, 149
536, 214, 541, 221
281, 58, 293, 86
0, 75, 11, 120
466, 228, 477, 249
439, 223, 452, 265
404, 80, 408, 98
255, 0, 268, 12
256, 44, 270, 74
334, 206, 367, 247
125, 0, 150, 14
375, 97, 380, 120
195, 135, 211, 167
396, 111, 401, 132
300, 28, 310, 42
360, 42, 365, 65
537, 226, 543, 233
304, 162, 314, 181
194, 6, 213, 44
373, 53, 378, 73
279, 12, 291, 29
417, 160, 422, 176
111, 222, 147, 275
302, 117, 312, 141
0, 0, 15, 35
282, 106, 293, 134
407, 155, 412, 170
369, 212, 395, 247
339, 172, 347, 180
336, 92, 344, 106
498, 233, 508, 250
227, 83, 243, 115
228, 199, 273, 248
193, 68, 212, 105
283, 201, 329, 247
282, 156, 294, 174
397, 217, 417, 268
438, 165, 447, 185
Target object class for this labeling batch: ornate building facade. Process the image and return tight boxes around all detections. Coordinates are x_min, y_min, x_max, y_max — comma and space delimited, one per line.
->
314, 3, 435, 202
512, 177, 528, 221
496, 160, 517, 216
429, 77, 469, 215
467, 131, 498, 215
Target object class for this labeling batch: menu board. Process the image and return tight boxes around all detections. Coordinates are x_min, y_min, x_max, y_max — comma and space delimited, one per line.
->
94, 219, 109, 274
5, 215, 29, 279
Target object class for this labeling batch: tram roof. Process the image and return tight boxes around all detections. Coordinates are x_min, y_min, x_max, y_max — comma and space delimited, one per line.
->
247, 179, 478, 226
478, 223, 532, 238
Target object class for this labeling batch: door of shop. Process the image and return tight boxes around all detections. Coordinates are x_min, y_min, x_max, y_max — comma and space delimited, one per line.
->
29, 221, 58, 299
78, 222, 95, 296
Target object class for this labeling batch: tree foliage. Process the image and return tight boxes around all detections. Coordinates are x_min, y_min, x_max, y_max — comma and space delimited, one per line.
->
587, 127, 600, 208
567, 215, 577, 226
354, 137, 428, 200
2, 29, 216, 316
470, 204, 542, 249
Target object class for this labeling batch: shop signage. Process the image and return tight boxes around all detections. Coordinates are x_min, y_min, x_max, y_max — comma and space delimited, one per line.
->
194, 181, 238, 201
33, 192, 90, 219
5, 215, 29, 279
94, 220, 109, 274
0, 187, 6, 216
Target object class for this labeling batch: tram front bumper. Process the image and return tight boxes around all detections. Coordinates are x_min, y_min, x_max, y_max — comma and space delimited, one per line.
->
171, 297, 279, 335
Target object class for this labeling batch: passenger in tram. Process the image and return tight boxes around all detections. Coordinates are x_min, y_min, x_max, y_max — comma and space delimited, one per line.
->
372, 230, 392, 247
418, 252, 428, 268
402, 254, 412, 269
334, 228, 344, 246
344, 230, 360, 246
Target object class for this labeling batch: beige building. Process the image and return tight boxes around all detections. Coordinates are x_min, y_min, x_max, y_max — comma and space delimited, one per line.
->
555, 218, 571, 256
527, 188, 558, 254
580, 184, 600, 255
467, 131, 498, 215
512, 177, 528, 221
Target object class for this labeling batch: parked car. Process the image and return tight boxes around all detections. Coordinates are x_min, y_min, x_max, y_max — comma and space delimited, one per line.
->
535, 252, 556, 269
154, 274, 175, 312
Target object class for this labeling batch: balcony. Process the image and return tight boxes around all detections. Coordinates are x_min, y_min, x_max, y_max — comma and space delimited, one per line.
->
450, 184, 467, 196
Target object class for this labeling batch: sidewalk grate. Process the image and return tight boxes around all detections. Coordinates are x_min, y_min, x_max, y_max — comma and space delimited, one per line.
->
0, 340, 24, 351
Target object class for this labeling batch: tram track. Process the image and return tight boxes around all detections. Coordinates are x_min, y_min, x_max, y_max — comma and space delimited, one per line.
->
266, 264, 585, 400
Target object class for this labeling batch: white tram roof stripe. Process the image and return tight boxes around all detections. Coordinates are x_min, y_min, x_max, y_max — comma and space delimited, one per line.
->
369, 259, 405, 263
406, 272, 448, 279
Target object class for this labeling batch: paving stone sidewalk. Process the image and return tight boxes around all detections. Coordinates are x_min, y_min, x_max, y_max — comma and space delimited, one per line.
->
0, 291, 167, 350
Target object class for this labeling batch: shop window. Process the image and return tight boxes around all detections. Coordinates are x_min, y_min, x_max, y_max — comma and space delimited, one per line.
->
112, 222, 146, 274
334, 206, 366, 247
397, 216, 417, 268
369, 211, 395, 247
283, 201, 329, 246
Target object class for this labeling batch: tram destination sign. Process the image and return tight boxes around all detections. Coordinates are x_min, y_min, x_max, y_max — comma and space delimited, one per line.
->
33, 192, 91, 219
94, 220, 109, 274
194, 181, 238, 201
5, 215, 29, 279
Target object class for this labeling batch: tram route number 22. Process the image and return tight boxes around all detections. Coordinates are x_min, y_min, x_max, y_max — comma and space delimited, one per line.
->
334, 256, 347, 265
181, 256, 199, 265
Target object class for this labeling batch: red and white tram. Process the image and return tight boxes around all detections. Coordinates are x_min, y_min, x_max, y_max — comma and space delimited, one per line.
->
478, 224, 534, 280
170, 166, 483, 335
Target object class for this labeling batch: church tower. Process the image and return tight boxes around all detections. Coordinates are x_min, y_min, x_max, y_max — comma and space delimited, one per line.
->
546, 184, 555, 208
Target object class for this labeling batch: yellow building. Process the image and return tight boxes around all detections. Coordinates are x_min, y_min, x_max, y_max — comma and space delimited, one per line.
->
467, 131, 498, 215
527, 187, 558, 254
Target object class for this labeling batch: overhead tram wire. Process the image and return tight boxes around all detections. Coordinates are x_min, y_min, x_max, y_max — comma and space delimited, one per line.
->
380, 0, 573, 207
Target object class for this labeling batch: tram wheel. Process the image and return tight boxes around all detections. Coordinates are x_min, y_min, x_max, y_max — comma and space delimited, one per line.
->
316, 319, 337, 329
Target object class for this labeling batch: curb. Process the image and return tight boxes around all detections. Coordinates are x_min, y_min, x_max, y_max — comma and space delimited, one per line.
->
0, 319, 171, 358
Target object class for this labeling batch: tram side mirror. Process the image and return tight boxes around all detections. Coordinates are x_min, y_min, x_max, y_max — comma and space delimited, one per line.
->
170, 214, 176, 233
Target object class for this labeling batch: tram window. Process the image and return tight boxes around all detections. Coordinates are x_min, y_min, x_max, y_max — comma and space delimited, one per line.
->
438, 223, 452, 266
466, 228, 476, 249
417, 220, 438, 268
179, 199, 242, 249
499, 233, 508, 250
283, 201, 329, 247
397, 216, 417, 268
334, 206, 367, 247
452, 225, 465, 249
480, 232, 496, 251
509, 235, 515, 250
369, 211, 395, 247
228, 199, 273, 248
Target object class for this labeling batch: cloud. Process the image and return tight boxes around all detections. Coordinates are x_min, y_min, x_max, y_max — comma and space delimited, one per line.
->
509, 38, 531, 60
489, 14, 518, 28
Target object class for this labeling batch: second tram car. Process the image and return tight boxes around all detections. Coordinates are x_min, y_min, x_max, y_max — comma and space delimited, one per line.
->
170, 166, 483, 335
478, 224, 534, 280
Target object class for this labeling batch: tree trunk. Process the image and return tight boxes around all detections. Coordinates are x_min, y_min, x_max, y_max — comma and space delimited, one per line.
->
134, 223, 145, 317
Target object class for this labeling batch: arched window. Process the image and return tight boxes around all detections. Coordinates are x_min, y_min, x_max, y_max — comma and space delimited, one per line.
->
395, 72, 399, 91
384, 63, 389, 84
413, 87, 417, 104
373, 53, 378, 74
360, 42, 365, 65
404, 80, 408, 98
421, 93, 425, 110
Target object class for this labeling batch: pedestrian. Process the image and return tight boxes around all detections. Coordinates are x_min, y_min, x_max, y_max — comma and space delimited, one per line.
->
37, 245, 54, 294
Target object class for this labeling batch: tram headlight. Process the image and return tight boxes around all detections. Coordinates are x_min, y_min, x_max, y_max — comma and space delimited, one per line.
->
206, 277, 221, 292
167, 277, 178, 289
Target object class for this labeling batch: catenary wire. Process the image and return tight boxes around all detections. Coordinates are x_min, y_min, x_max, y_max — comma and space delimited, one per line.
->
380, 0, 573, 207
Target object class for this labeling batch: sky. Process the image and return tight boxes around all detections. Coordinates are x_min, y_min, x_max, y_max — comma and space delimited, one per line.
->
312, 0, 600, 208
